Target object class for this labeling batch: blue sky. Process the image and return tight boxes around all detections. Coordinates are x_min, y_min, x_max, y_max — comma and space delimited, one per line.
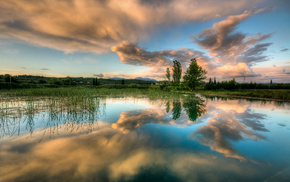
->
0, 0, 289, 82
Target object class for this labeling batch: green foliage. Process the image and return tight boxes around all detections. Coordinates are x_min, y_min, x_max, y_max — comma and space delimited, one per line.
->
93, 78, 98, 86
39, 79, 47, 84
63, 77, 73, 86
183, 58, 207, 91
166, 67, 170, 82
172, 60, 182, 84
49, 78, 63, 86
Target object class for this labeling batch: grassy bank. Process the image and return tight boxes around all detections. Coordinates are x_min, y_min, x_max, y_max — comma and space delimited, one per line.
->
1, 87, 289, 101
0, 87, 191, 101
195, 89, 290, 101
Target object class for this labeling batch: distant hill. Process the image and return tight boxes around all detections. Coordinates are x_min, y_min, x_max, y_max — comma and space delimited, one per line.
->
135, 77, 157, 82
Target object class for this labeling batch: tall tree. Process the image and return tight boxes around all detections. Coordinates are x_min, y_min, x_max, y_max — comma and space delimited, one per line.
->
121, 79, 125, 85
208, 77, 212, 84
183, 58, 207, 91
172, 60, 182, 84
166, 67, 170, 83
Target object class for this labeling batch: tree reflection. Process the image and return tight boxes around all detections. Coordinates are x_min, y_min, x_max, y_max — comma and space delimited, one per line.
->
170, 97, 206, 122
172, 101, 181, 120
166, 101, 170, 113
183, 98, 206, 122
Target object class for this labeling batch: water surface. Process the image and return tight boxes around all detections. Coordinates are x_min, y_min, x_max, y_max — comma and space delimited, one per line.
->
0, 96, 290, 182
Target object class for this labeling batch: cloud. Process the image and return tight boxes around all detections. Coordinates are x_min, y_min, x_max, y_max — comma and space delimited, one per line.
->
192, 10, 271, 63
239, 43, 272, 65
191, 10, 273, 78
111, 41, 213, 79
94, 73, 104, 78
41, 68, 49, 71
252, 65, 290, 82
0, 0, 266, 53
112, 41, 198, 67
215, 63, 261, 78
280, 48, 289, 52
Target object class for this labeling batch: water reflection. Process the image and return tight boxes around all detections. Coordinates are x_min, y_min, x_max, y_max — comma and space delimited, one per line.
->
112, 97, 206, 133
191, 99, 270, 160
183, 98, 206, 121
0, 97, 105, 138
0, 96, 290, 181
0, 122, 271, 182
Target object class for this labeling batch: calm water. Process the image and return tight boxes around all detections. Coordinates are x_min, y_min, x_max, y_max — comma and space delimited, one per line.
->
0, 96, 290, 182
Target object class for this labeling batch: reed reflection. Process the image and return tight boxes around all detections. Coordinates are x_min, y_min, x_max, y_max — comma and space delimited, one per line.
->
0, 97, 105, 138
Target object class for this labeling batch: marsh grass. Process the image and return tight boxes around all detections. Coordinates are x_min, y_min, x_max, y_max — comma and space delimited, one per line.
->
0, 87, 202, 138
0, 87, 191, 99
0, 88, 110, 137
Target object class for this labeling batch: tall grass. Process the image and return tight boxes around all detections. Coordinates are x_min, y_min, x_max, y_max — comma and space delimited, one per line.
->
0, 87, 202, 138
1, 87, 192, 100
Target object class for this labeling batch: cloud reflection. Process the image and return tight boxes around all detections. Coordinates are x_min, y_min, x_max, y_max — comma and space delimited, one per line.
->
112, 98, 206, 133
0, 121, 265, 182
191, 100, 268, 160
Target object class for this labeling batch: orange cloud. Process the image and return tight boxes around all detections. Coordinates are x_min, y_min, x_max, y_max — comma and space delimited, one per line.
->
0, 0, 265, 53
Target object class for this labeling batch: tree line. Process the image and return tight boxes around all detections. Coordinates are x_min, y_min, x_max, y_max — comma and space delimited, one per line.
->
165, 58, 207, 91
164, 59, 290, 91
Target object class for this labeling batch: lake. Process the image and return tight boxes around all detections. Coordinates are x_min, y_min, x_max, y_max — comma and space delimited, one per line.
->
0, 96, 290, 182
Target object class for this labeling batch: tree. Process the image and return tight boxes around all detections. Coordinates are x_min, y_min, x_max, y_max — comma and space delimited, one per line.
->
63, 77, 72, 86
172, 60, 182, 84
49, 78, 63, 86
166, 67, 170, 83
270, 79, 272, 85
183, 58, 207, 91
4, 74, 12, 82
121, 79, 125, 85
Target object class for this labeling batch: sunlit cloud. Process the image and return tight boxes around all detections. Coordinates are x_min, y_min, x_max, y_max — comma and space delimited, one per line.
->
111, 41, 213, 79
191, 10, 273, 79
0, 0, 266, 53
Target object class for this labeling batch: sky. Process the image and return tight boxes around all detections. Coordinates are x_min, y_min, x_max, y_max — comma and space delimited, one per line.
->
0, 0, 289, 83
